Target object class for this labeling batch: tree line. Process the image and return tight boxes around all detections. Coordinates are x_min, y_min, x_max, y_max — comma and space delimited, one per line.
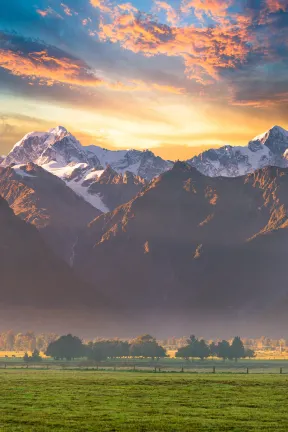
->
176, 335, 255, 361
0, 330, 58, 352
45, 334, 166, 361
30, 334, 255, 362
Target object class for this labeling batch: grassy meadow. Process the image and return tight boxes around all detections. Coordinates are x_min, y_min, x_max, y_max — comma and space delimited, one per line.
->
0, 370, 288, 431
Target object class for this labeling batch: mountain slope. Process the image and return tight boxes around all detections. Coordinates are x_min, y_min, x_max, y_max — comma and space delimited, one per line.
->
2, 125, 172, 181
188, 125, 288, 177
3, 126, 102, 169
2, 126, 172, 211
73, 163, 288, 325
0, 193, 103, 309
0, 163, 100, 263
85, 167, 146, 211
85, 146, 173, 180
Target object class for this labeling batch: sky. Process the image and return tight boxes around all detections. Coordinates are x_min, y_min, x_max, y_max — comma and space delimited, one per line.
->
0, 0, 287, 160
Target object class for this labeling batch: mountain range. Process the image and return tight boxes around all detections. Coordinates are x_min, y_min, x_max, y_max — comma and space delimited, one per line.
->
0, 191, 100, 308
2, 125, 288, 213
1, 124, 288, 331
0, 162, 100, 263
74, 162, 288, 325
188, 125, 288, 177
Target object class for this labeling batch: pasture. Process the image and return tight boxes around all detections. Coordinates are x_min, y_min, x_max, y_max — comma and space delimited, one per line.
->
0, 370, 288, 431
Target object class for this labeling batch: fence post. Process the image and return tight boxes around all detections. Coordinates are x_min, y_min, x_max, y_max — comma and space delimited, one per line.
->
181, 366, 184, 373
246, 367, 249, 374
114, 365, 116, 371
213, 366, 216, 374
154, 367, 157, 373
133, 364, 136, 372
280, 367, 283, 375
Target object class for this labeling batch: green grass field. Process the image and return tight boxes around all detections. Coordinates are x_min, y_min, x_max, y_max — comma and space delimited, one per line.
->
0, 371, 288, 431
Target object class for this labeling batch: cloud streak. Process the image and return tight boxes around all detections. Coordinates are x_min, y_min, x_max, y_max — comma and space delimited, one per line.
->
95, 1, 252, 84
0, 32, 185, 95
0, 48, 102, 87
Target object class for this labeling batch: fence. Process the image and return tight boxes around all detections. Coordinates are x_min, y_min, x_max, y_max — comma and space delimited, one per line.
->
0, 360, 287, 374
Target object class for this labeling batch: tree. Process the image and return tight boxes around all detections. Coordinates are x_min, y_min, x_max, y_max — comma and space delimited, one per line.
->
175, 345, 191, 360
217, 340, 231, 361
129, 343, 143, 358
244, 348, 255, 359
87, 342, 107, 362
197, 339, 210, 360
130, 335, 166, 360
176, 336, 209, 360
22, 350, 42, 363
3, 330, 15, 350
46, 334, 85, 360
209, 342, 218, 358
23, 352, 30, 363
135, 335, 156, 344
230, 337, 245, 362
31, 349, 42, 362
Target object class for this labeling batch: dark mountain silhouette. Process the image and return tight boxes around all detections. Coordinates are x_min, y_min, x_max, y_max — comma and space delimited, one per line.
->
86, 166, 146, 211
0, 163, 100, 263
0, 193, 107, 310
74, 163, 288, 324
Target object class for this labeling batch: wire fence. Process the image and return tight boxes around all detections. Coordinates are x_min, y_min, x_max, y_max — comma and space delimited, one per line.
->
0, 361, 287, 374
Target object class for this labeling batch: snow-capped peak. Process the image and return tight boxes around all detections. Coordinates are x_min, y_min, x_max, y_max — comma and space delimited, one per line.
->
188, 125, 288, 177
3, 126, 172, 211
252, 125, 288, 144
49, 125, 68, 135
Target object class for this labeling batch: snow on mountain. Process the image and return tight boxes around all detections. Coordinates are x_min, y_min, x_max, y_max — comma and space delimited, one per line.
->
4, 126, 103, 170
42, 161, 109, 213
43, 162, 146, 212
2, 126, 171, 211
0, 162, 100, 263
4, 124, 288, 210
188, 125, 288, 177
86, 146, 173, 180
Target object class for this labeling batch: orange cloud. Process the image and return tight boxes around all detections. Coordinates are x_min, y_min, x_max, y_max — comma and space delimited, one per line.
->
90, 0, 111, 13
98, 5, 250, 85
0, 47, 185, 95
154, 1, 179, 26
0, 49, 102, 87
181, 0, 232, 22
36, 9, 49, 17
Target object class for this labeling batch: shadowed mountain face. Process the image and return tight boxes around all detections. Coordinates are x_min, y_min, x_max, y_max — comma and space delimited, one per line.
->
0, 194, 105, 310
74, 163, 288, 324
0, 163, 100, 263
85, 167, 146, 211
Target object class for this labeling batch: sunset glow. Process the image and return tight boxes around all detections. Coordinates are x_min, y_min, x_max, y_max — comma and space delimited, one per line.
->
0, 0, 287, 158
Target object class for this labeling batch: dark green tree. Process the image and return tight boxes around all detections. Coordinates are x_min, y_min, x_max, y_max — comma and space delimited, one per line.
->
46, 334, 85, 360
31, 349, 42, 362
87, 342, 107, 362
230, 337, 245, 362
129, 335, 166, 360
175, 345, 191, 360
217, 340, 231, 361
244, 348, 255, 359
23, 352, 30, 363
197, 339, 210, 360
209, 342, 218, 357
176, 336, 209, 360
